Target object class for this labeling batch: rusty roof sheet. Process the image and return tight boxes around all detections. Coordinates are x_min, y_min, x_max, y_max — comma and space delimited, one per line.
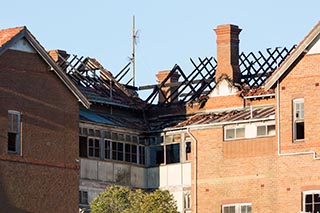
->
0, 26, 25, 47
174, 105, 275, 128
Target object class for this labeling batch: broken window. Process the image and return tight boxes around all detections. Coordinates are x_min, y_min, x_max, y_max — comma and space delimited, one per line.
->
8, 110, 21, 154
88, 138, 100, 158
222, 203, 252, 213
293, 99, 304, 141
303, 191, 320, 213
79, 136, 88, 157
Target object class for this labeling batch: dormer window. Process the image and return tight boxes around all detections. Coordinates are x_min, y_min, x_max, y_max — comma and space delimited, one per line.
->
293, 98, 304, 141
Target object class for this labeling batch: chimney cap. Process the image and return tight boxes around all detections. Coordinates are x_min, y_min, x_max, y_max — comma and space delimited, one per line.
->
214, 24, 242, 35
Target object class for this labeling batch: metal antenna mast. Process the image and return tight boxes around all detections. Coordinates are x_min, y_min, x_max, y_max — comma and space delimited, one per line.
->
132, 15, 136, 87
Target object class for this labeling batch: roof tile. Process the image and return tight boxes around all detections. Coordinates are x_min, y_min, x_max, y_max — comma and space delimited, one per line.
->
0, 26, 25, 47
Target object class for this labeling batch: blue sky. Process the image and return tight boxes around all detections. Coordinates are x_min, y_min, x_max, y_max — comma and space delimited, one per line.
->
1, 1, 320, 96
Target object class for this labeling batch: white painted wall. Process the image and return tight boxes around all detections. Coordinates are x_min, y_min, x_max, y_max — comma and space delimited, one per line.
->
9, 38, 36, 53
80, 159, 191, 212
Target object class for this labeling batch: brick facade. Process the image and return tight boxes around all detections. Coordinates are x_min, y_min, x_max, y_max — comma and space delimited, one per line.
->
0, 49, 80, 212
190, 24, 320, 213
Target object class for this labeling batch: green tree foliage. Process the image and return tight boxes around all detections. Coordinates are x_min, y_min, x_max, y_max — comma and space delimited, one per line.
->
90, 185, 178, 213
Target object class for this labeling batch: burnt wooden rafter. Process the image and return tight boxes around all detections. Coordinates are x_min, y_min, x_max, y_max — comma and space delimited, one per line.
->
144, 46, 295, 106
55, 52, 133, 100
144, 57, 217, 105
240, 45, 296, 87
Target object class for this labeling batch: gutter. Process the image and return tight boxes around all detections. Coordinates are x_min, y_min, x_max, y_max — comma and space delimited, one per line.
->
187, 128, 198, 213
243, 93, 275, 100
161, 117, 275, 133
276, 80, 320, 160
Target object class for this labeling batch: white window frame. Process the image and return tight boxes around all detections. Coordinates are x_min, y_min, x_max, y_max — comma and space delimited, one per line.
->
8, 110, 21, 154
224, 121, 276, 141
302, 190, 320, 213
88, 137, 100, 158
256, 123, 276, 137
293, 98, 305, 141
224, 125, 245, 140
222, 203, 252, 213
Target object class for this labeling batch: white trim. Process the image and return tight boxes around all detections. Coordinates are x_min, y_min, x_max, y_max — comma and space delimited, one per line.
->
302, 190, 320, 212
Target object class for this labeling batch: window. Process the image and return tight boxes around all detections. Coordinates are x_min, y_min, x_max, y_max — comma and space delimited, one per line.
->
8, 110, 21, 154
79, 191, 88, 204
105, 140, 111, 159
225, 126, 245, 140
184, 193, 191, 211
257, 124, 276, 137
303, 191, 320, 213
88, 138, 100, 158
293, 99, 304, 141
224, 121, 276, 141
166, 143, 180, 164
139, 146, 145, 165
112, 142, 124, 161
132, 145, 137, 163
79, 136, 88, 157
222, 203, 252, 213
125, 144, 131, 162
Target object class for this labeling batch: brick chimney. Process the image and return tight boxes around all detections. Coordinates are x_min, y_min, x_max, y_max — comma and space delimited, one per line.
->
214, 24, 242, 84
156, 70, 180, 104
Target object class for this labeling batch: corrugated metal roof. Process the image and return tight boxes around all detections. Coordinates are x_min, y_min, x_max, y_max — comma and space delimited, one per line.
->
80, 110, 117, 125
174, 105, 275, 128
80, 109, 149, 131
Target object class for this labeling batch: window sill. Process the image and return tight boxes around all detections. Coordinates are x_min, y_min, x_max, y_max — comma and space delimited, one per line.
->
293, 139, 305, 143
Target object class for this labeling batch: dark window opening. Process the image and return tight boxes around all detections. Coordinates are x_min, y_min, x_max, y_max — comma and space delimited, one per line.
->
79, 136, 88, 157
139, 146, 145, 165
166, 143, 180, 164
112, 142, 117, 160
186, 142, 191, 153
125, 144, 131, 162
8, 111, 20, 154
295, 122, 304, 140
132, 145, 137, 163
8, 132, 17, 152
118, 143, 124, 161
305, 193, 320, 212
88, 138, 100, 158
79, 191, 88, 204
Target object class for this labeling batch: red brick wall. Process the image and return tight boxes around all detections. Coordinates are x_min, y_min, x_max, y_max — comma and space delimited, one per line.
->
191, 53, 320, 213
279, 53, 320, 152
0, 49, 79, 213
